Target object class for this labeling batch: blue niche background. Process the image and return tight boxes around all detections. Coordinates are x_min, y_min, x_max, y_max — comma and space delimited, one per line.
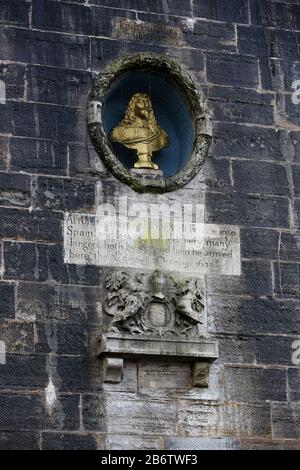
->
102, 70, 194, 177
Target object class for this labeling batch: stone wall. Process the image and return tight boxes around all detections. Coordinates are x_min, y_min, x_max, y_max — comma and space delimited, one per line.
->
0, 0, 299, 450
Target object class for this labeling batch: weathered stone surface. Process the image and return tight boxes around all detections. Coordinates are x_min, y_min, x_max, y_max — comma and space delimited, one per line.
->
255, 335, 297, 366
105, 434, 162, 450
194, 0, 249, 23
208, 297, 300, 335
207, 53, 258, 89
17, 283, 102, 324
0, 137, 8, 169
241, 228, 280, 259
165, 437, 240, 450
34, 321, 93, 356
138, 361, 192, 393
211, 123, 285, 161
272, 402, 300, 439
274, 262, 300, 298
0, 28, 90, 69
10, 138, 68, 176
83, 392, 176, 435
33, 176, 95, 211
208, 87, 274, 126
280, 233, 300, 262
89, 0, 192, 16
0, 172, 31, 207
0, 431, 39, 450
206, 193, 289, 229
177, 399, 271, 437
0, 208, 62, 243
238, 25, 299, 60
288, 368, 300, 402
232, 160, 290, 197
0, 321, 34, 354
0, 63, 25, 100
206, 260, 273, 297
4, 241, 102, 286
0, 0, 30, 27
0, 282, 15, 320
41, 432, 98, 450
0, 392, 80, 430
225, 366, 287, 402
56, 355, 102, 392
0, 354, 47, 389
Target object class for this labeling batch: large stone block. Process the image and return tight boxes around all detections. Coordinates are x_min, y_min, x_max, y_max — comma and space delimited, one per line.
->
27, 65, 92, 108
0, 101, 87, 142
0, 207, 62, 243
0, 63, 25, 100
0, 282, 15, 320
105, 434, 162, 450
0, 137, 8, 169
176, 401, 270, 438
207, 53, 258, 88
207, 86, 274, 125
185, 157, 232, 193
193, 0, 249, 23
33, 176, 95, 211
0, 27, 90, 69
250, 0, 292, 29
82, 392, 176, 434
34, 321, 94, 356
211, 123, 284, 161
32, 0, 136, 37
288, 368, 300, 402
280, 233, 300, 262
165, 437, 240, 450
238, 25, 299, 60
41, 432, 98, 450
0, 431, 39, 450
3, 241, 102, 286
272, 402, 300, 439
10, 138, 68, 176
57, 355, 102, 392
0, 354, 47, 390
206, 260, 273, 297
241, 227, 280, 259
0, 172, 31, 207
216, 336, 256, 365
0, 0, 30, 27
208, 296, 300, 335
232, 160, 290, 197
0, 321, 34, 354
206, 193, 289, 229
274, 262, 300, 297
17, 282, 102, 324
89, 0, 192, 17
255, 335, 296, 366
225, 366, 287, 402
138, 360, 192, 393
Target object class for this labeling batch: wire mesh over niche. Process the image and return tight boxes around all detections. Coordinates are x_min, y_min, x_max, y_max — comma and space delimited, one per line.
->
88, 53, 212, 193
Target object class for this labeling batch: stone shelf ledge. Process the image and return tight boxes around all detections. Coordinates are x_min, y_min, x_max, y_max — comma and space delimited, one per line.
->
98, 332, 218, 387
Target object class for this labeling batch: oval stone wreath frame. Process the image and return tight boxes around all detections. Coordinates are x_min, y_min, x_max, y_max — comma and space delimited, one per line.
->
88, 53, 212, 193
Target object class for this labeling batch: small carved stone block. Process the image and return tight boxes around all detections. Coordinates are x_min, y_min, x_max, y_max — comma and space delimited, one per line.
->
192, 361, 210, 387
103, 357, 124, 383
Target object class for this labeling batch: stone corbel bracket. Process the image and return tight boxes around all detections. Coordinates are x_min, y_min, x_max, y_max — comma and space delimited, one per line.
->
98, 333, 219, 387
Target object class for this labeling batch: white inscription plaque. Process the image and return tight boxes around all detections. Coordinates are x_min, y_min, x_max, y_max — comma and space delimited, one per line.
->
64, 212, 241, 276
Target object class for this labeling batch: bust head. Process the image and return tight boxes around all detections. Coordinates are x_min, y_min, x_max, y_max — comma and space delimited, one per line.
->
122, 93, 154, 126
110, 93, 168, 170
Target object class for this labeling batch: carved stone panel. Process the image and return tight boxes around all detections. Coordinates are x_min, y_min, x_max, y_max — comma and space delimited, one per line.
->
98, 270, 218, 387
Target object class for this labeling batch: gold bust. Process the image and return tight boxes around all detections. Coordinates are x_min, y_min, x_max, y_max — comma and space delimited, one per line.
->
110, 93, 168, 170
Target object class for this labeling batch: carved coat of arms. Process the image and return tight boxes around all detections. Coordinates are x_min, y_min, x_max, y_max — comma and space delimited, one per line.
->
103, 270, 204, 337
